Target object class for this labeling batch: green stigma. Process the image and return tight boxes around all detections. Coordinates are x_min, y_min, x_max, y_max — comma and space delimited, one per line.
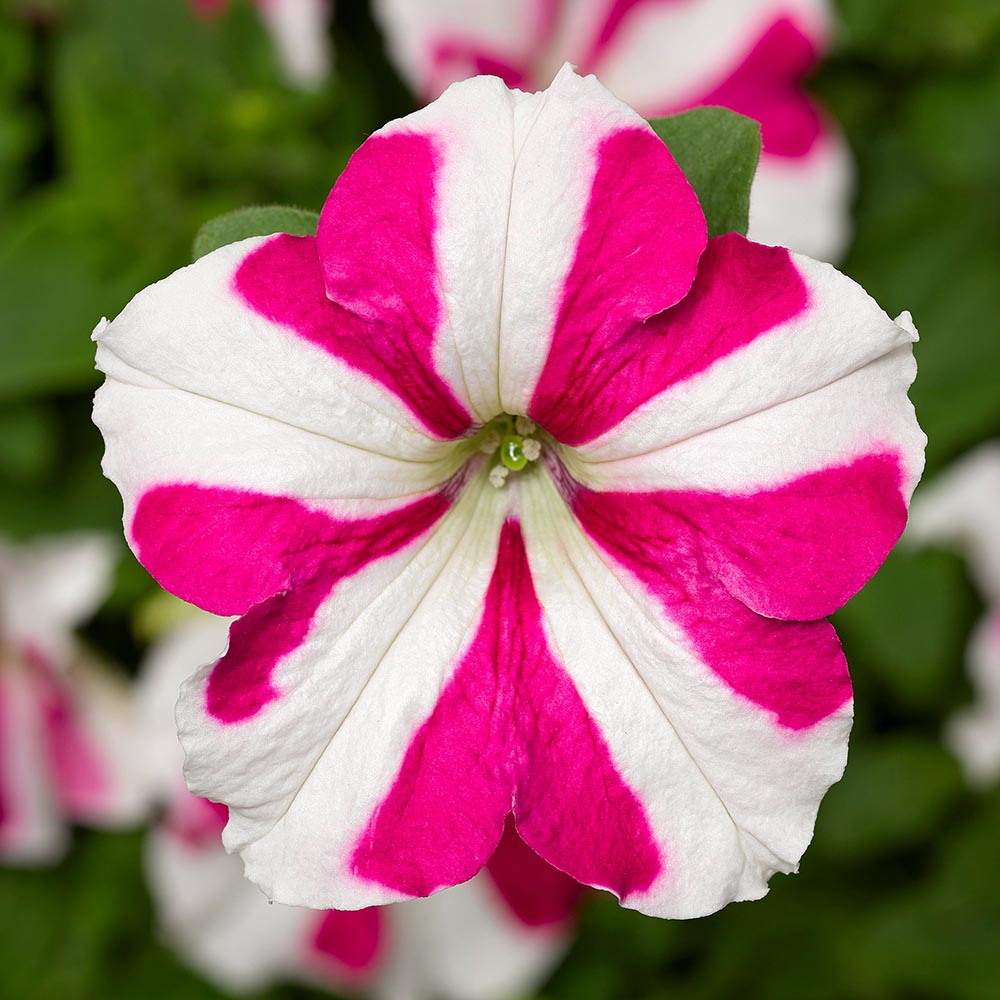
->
500, 434, 527, 471
476, 414, 544, 488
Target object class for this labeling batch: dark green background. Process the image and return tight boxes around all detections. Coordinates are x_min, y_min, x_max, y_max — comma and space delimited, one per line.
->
1, 0, 998, 997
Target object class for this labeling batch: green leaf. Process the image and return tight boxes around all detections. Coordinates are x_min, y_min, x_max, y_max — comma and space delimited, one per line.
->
192, 204, 320, 261
0, 404, 59, 483
812, 734, 964, 863
648, 107, 761, 238
835, 547, 978, 712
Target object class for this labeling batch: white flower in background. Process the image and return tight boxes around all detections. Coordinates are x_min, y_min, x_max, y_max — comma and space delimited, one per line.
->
192, 0, 333, 90
0, 534, 145, 864
909, 443, 1000, 787
374, 0, 852, 260
138, 604, 579, 999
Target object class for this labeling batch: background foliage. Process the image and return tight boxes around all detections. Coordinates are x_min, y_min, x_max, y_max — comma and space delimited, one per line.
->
0, 0, 998, 997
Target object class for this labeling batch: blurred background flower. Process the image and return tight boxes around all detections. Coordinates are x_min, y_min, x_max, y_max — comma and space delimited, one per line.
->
0, 1, 999, 998
137, 602, 578, 999
374, 0, 852, 259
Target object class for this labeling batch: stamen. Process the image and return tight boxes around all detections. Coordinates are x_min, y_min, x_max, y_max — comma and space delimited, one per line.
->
477, 413, 544, 488
489, 465, 510, 489
479, 429, 501, 455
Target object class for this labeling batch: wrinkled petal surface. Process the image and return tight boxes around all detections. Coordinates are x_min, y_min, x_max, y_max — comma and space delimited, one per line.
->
97, 69, 921, 920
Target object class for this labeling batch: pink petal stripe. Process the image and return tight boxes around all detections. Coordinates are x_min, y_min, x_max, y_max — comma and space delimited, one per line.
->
27, 649, 108, 817
351, 521, 662, 902
0, 676, 10, 832
428, 41, 530, 91
164, 789, 229, 848
662, 452, 908, 620
308, 908, 383, 976
572, 465, 866, 729
579, 0, 681, 72
528, 126, 706, 444
534, 233, 804, 446
484, 815, 584, 928
653, 16, 825, 159
236, 231, 470, 440
132, 484, 451, 722
316, 133, 474, 438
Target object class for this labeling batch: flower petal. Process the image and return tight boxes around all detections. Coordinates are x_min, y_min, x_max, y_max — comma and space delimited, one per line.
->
151, 789, 566, 999
749, 128, 852, 260
94, 236, 457, 518
306, 908, 383, 981
132, 482, 454, 715
244, 232, 470, 439
572, 453, 908, 624
534, 233, 801, 446
373, 0, 547, 96
383, 874, 570, 1000
39, 655, 147, 827
0, 534, 114, 656
350, 517, 662, 908
255, 0, 332, 90
177, 477, 509, 907
579, 0, 825, 114
908, 442, 1000, 598
0, 650, 143, 863
484, 815, 584, 927
573, 239, 924, 504
0, 665, 66, 864
587, 0, 852, 260
945, 611, 1000, 789
147, 794, 320, 994
518, 470, 851, 918
508, 66, 706, 419
374, 0, 850, 259
318, 76, 522, 423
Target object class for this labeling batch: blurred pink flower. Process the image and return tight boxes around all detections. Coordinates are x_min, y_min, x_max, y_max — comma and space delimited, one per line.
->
138, 607, 579, 998
0, 534, 145, 864
193, 0, 332, 89
375, 0, 851, 259
94, 68, 922, 919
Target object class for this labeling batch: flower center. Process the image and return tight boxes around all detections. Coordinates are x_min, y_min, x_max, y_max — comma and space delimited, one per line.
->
475, 414, 544, 488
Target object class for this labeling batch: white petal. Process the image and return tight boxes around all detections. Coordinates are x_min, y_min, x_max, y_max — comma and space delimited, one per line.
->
178, 476, 511, 908
517, 470, 851, 918
749, 131, 853, 261
576, 250, 923, 501
378, 877, 569, 1000
0, 533, 114, 657
945, 612, 1000, 789
256, 0, 332, 90
907, 441, 1000, 598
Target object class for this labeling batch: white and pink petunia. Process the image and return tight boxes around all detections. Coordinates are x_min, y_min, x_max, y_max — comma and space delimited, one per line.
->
94, 68, 924, 919
374, 0, 852, 260
0, 534, 145, 864
192, 0, 332, 90
909, 443, 1000, 787
139, 606, 578, 998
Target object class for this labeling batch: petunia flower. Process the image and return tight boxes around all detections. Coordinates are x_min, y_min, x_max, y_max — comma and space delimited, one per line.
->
94, 67, 924, 918
138, 605, 578, 998
909, 443, 1000, 787
192, 0, 332, 90
0, 533, 145, 864
374, 0, 852, 260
